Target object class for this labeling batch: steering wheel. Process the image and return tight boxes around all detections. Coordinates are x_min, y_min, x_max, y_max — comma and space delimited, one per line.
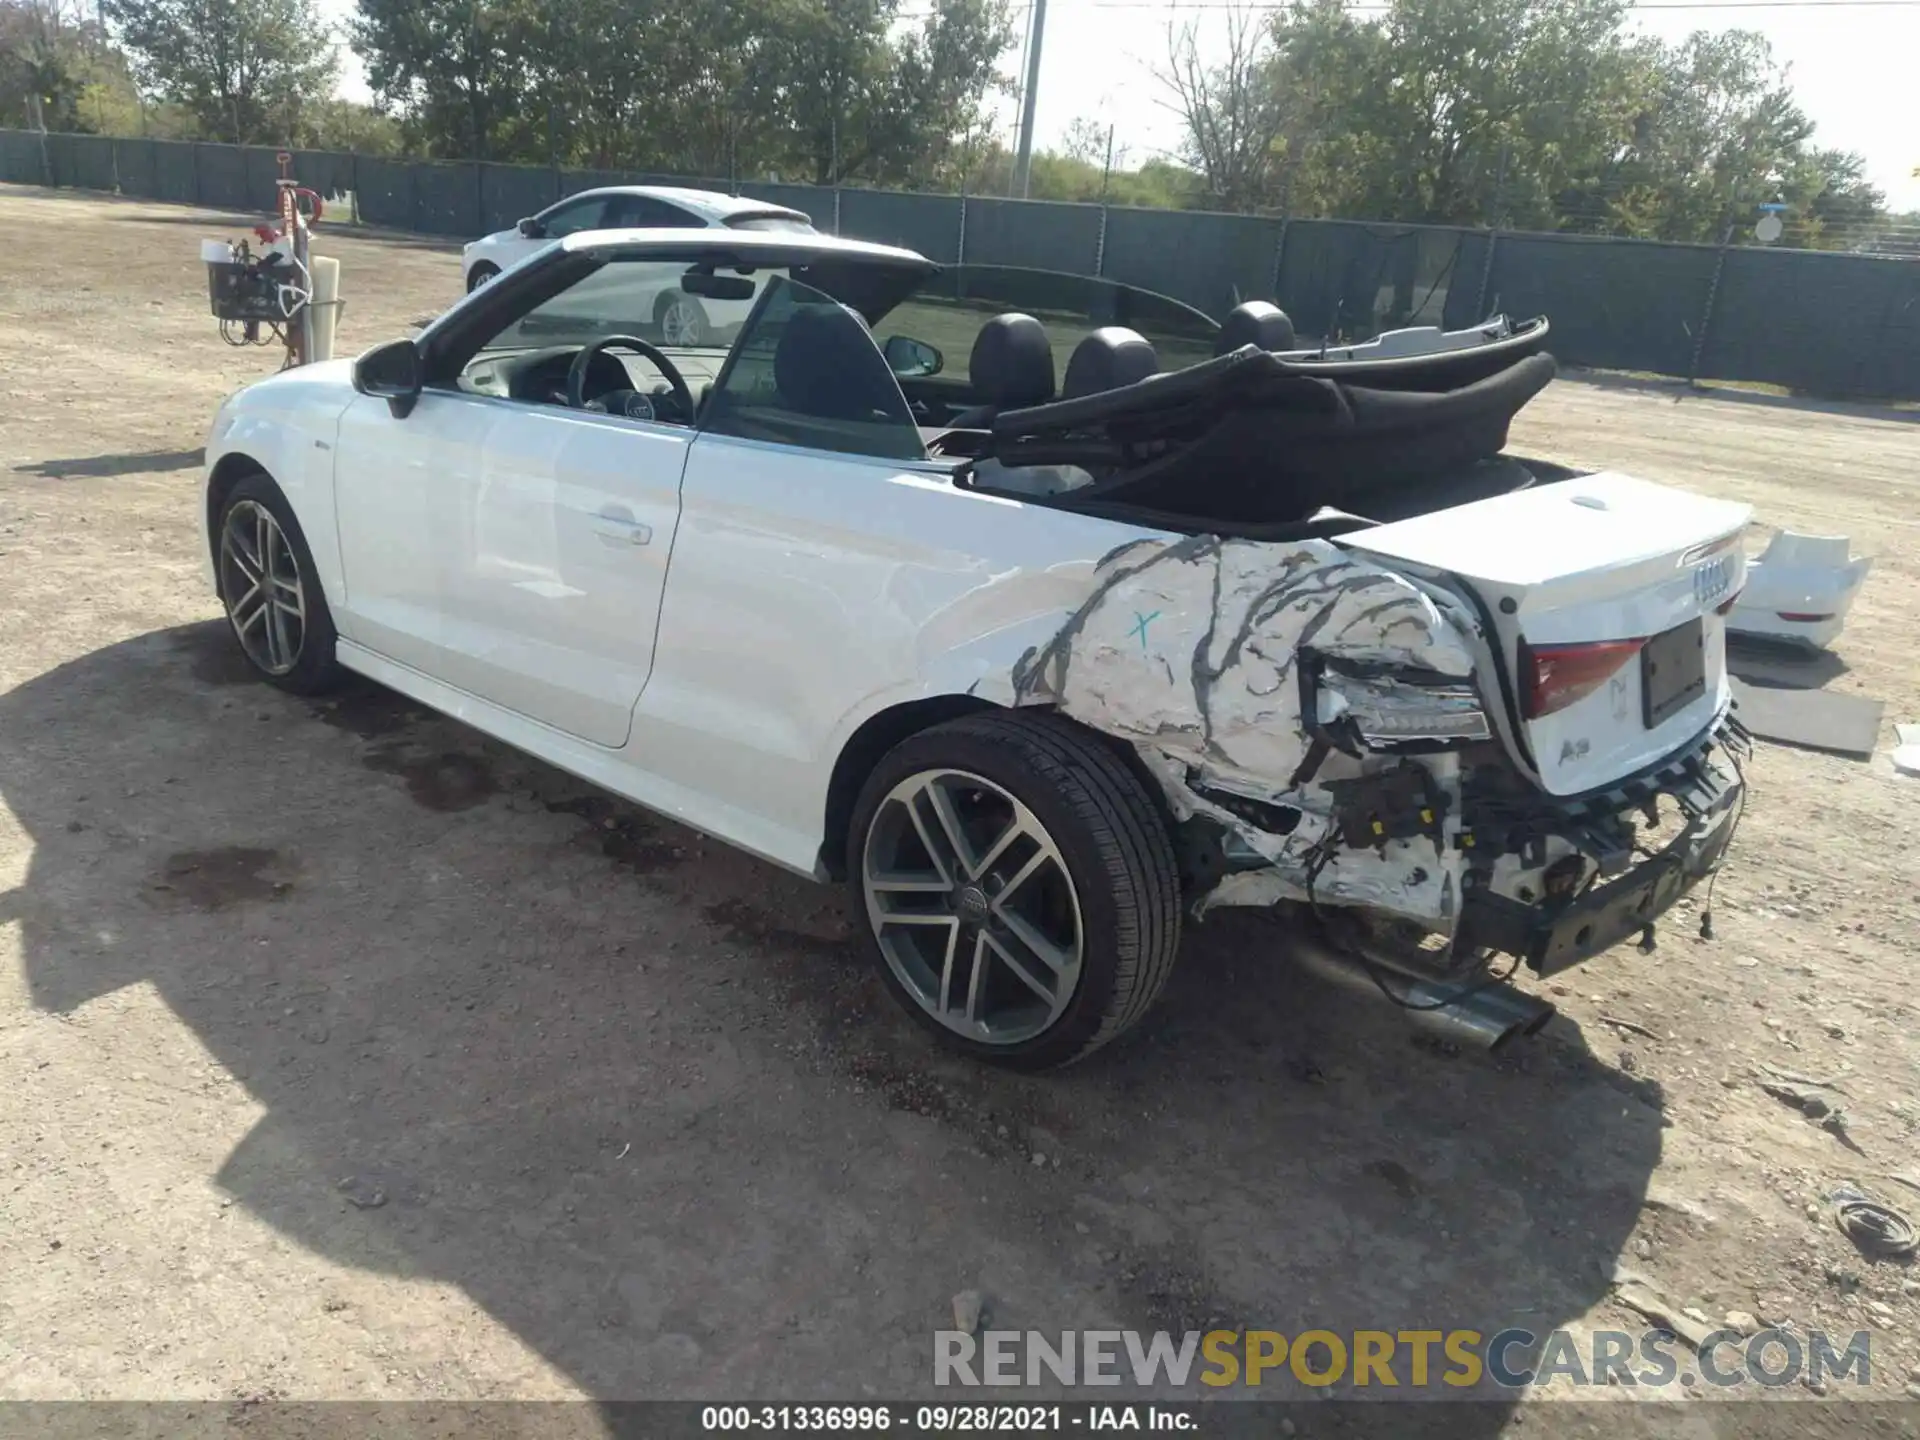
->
566, 335, 696, 421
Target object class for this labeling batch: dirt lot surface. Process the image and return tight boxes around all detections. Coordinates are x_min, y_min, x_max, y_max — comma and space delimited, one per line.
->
3, 187, 1919, 1434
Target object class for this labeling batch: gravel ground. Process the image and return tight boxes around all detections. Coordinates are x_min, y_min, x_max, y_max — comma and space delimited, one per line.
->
2, 186, 1918, 1436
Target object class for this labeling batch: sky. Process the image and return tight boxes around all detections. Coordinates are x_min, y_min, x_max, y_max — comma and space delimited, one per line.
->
318, 0, 1920, 213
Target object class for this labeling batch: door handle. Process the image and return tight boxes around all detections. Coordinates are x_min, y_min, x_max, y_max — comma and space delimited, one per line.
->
592, 511, 652, 546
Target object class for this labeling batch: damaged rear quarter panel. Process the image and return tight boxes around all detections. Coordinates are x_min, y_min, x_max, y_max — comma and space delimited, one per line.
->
1012, 535, 1484, 923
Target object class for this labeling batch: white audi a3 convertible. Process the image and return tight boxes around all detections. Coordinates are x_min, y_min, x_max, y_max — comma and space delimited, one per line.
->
201, 228, 1750, 1068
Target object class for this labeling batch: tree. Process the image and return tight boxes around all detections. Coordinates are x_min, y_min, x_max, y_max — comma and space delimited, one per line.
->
1154, 0, 1884, 247
347, 0, 1012, 185
2, 0, 145, 133
859, 0, 1012, 187
105, 0, 335, 144
1155, 4, 1295, 212
1059, 117, 1110, 169
350, 0, 526, 162
1794, 150, 1886, 246
1581, 30, 1865, 243
1256, 0, 1649, 227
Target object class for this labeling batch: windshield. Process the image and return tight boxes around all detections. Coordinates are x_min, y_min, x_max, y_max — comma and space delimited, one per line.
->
877, 265, 1221, 376
481, 257, 768, 357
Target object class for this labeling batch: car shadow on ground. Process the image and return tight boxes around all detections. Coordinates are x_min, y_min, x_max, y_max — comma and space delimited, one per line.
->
1726, 636, 1851, 692
2, 622, 1688, 1428
12, 448, 205, 480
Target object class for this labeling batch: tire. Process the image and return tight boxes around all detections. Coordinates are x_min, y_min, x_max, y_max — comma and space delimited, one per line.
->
214, 472, 345, 696
467, 262, 500, 293
847, 710, 1182, 1070
655, 291, 709, 346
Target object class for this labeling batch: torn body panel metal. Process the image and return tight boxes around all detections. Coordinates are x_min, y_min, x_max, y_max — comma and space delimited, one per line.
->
1011, 534, 1485, 924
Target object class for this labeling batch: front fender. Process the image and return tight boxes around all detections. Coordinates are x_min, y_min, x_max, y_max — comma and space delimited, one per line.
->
202, 368, 357, 609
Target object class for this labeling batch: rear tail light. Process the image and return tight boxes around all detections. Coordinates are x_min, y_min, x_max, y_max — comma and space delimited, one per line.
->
1522, 638, 1646, 720
1776, 612, 1833, 623
1314, 665, 1491, 746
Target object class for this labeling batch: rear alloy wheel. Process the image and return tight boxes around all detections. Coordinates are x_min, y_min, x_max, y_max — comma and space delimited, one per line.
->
467, 262, 500, 293
216, 474, 343, 695
656, 292, 708, 346
850, 711, 1181, 1069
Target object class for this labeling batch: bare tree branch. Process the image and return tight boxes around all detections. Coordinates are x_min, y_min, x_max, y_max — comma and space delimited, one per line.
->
1152, 4, 1283, 212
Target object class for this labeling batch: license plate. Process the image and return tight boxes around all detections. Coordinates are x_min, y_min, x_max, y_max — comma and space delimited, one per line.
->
1642, 618, 1706, 728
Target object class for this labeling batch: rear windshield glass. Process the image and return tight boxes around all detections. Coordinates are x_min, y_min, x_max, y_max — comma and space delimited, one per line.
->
726, 213, 816, 233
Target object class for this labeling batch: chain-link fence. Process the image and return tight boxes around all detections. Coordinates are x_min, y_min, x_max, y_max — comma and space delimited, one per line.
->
3, 128, 1916, 401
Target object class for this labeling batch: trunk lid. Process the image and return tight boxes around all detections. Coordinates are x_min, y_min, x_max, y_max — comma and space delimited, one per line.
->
1341, 471, 1751, 795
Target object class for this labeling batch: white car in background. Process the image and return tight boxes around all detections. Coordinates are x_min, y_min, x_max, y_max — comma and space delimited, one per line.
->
460, 185, 815, 345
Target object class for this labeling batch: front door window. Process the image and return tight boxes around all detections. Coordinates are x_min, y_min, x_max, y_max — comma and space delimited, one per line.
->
539, 196, 610, 238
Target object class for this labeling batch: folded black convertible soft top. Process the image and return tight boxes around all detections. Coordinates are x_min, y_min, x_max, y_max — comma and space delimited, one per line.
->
978, 346, 1558, 528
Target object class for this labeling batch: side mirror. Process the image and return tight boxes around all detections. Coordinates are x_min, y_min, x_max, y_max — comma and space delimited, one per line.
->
352, 338, 424, 418
681, 270, 757, 301
883, 334, 943, 378
517, 216, 544, 239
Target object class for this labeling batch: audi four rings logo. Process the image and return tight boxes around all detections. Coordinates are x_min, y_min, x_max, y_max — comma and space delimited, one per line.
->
1693, 555, 1734, 607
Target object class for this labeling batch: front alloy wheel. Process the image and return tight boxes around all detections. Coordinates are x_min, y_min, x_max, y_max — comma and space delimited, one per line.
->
213, 473, 342, 696
220, 498, 306, 676
863, 768, 1084, 1046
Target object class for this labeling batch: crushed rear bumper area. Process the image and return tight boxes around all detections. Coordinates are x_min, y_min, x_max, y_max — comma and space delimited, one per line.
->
1455, 718, 1747, 976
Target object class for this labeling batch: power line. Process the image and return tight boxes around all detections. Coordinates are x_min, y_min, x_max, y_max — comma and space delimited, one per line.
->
899, 0, 1920, 17
1078, 1, 1920, 8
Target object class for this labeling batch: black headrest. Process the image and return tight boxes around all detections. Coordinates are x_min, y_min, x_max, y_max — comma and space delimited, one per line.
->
968, 313, 1055, 408
1061, 327, 1159, 400
1216, 301, 1295, 356
774, 302, 899, 420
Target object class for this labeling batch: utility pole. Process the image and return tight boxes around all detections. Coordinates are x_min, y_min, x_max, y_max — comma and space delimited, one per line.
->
1011, 0, 1048, 200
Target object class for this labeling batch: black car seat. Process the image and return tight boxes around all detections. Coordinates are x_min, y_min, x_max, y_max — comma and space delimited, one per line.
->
772, 303, 912, 423
1060, 327, 1160, 400
1215, 300, 1296, 355
947, 313, 1055, 429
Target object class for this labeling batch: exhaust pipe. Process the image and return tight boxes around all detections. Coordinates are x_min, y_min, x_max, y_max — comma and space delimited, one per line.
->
1289, 933, 1556, 1052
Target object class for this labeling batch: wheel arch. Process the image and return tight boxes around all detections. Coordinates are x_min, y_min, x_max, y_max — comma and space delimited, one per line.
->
816, 693, 999, 881
814, 693, 1181, 885
205, 451, 269, 573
